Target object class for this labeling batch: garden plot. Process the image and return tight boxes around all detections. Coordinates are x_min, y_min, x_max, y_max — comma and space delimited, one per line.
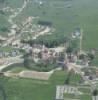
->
56, 85, 91, 100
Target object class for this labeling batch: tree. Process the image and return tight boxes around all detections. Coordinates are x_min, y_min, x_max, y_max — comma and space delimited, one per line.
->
66, 39, 78, 55
23, 53, 33, 69
64, 70, 72, 85
0, 0, 6, 8
66, 46, 73, 54
92, 89, 98, 100
79, 54, 86, 60
23, 53, 57, 72
27, 34, 68, 48
87, 53, 95, 61
0, 27, 9, 32
87, 53, 95, 65
0, 0, 5, 3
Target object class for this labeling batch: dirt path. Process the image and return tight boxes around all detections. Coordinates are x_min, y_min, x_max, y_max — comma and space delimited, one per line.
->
2, 0, 53, 47
3, 67, 61, 80
8, 0, 29, 25
3, 0, 30, 46
32, 27, 51, 39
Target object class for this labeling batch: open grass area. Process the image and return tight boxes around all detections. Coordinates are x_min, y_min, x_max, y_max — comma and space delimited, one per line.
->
0, 70, 83, 100
0, 71, 65, 100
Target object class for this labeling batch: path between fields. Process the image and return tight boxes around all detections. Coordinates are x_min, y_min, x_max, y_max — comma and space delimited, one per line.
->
32, 27, 51, 39
3, 67, 61, 80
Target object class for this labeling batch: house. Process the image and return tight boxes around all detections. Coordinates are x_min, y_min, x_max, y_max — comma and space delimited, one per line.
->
0, 59, 5, 65
96, 69, 98, 77
0, 52, 3, 58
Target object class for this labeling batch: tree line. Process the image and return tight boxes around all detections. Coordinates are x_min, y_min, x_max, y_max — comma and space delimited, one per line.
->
22, 33, 68, 48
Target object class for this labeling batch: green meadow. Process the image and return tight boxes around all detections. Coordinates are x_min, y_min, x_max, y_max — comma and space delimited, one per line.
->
0, 71, 65, 100
1, 0, 98, 50
0, 70, 83, 100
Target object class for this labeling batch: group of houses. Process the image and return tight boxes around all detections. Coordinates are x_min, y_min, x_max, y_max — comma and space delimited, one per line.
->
31, 44, 65, 63
23, 43, 94, 69
0, 50, 20, 58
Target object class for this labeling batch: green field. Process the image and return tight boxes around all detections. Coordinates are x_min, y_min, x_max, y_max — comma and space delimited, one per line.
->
0, 71, 65, 100
15, 0, 98, 49
0, 70, 83, 100
1, 0, 98, 50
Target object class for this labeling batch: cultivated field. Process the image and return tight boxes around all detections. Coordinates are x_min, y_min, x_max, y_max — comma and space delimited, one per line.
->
0, 71, 65, 100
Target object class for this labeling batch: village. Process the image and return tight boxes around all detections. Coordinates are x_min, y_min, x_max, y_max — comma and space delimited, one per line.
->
0, 26, 98, 100
0, 0, 98, 100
